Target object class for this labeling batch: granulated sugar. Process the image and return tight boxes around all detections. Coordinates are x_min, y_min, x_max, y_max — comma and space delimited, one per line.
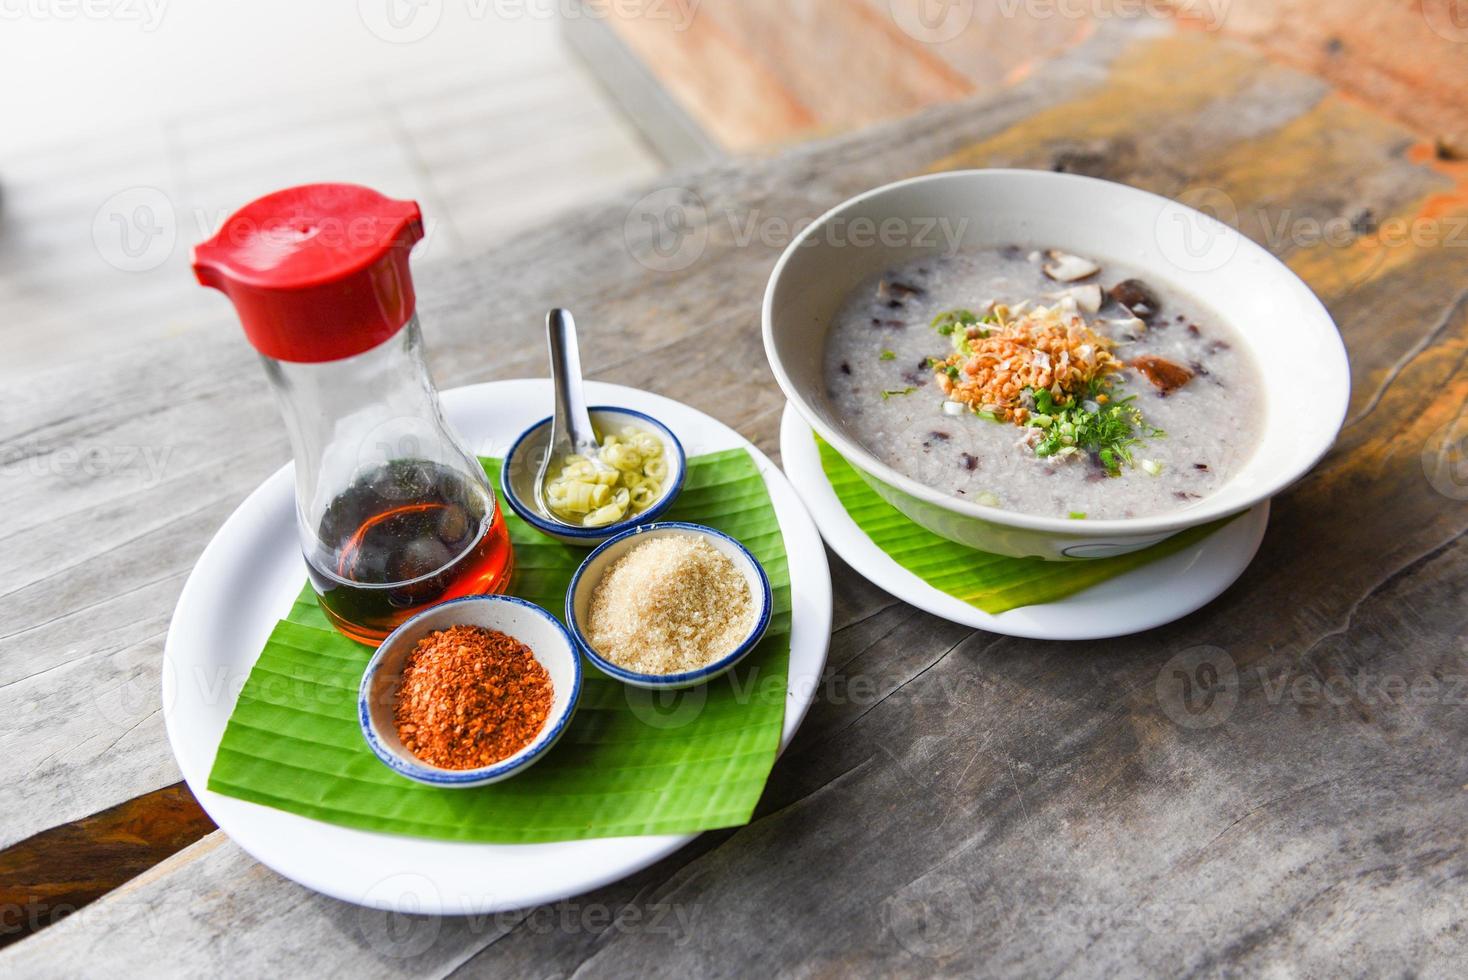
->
586, 535, 755, 675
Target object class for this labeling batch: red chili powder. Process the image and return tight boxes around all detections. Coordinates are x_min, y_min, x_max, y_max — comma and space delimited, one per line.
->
393, 625, 553, 770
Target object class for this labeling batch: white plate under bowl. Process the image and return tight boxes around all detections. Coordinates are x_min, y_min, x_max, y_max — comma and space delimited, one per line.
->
162, 380, 832, 915
762, 169, 1347, 559
781, 404, 1265, 640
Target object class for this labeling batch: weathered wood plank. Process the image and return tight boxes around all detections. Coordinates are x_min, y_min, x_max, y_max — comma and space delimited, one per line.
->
1179, 0, 1468, 156
601, 0, 1091, 151
598, 0, 1468, 155
3, 21, 1466, 974
0, 833, 523, 979
0, 783, 215, 950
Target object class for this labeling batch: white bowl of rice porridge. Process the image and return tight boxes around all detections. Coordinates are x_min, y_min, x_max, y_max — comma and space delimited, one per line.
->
762, 170, 1349, 560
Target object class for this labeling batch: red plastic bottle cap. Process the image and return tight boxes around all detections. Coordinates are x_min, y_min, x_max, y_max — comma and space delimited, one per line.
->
192, 184, 425, 363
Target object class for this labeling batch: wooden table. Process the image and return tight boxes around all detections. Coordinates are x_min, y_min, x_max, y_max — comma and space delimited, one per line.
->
586, 0, 1468, 159
3, 18, 1466, 975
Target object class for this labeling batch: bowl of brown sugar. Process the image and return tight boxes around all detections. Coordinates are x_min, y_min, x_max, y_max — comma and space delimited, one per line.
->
566, 523, 773, 690
358, 595, 582, 787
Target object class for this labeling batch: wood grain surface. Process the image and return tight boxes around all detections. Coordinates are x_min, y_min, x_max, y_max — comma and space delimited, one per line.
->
600, 0, 1468, 155
2, 18, 1466, 976
601, 0, 1091, 151
0, 784, 215, 950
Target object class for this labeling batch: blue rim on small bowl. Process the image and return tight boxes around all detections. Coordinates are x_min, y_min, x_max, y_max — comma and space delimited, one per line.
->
501, 406, 687, 546
564, 522, 774, 690
358, 594, 583, 787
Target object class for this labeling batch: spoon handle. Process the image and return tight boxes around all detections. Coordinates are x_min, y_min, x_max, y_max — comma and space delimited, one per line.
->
546, 309, 598, 452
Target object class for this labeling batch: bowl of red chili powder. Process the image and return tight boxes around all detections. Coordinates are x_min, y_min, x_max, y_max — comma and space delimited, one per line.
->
358, 595, 582, 787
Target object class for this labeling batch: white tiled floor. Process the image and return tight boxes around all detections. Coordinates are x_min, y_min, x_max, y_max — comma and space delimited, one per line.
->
0, 6, 665, 376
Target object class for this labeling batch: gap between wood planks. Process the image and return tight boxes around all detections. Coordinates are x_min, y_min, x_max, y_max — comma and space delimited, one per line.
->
0, 783, 216, 949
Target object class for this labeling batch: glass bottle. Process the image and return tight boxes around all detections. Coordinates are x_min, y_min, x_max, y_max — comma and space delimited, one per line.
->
193, 184, 513, 644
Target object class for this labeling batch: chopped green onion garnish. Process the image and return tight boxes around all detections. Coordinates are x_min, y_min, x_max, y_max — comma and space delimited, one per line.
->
931, 309, 979, 335
1068, 511, 1087, 520
1022, 377, 1162, 476
881, 387, 916, 400
879, 350, 895, 361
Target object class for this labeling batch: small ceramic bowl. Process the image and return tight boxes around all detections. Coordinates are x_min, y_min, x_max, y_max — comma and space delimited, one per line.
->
564, 522, 774, 690
358, 595, 582, 787
501, 406, 687, 547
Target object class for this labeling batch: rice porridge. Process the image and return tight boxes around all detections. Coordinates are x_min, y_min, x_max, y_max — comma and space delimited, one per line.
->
822, 246, 1265, 520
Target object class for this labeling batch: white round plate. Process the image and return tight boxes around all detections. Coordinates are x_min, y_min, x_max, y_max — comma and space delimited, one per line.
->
162, 380, 832, 915
780, 403, 1265, 640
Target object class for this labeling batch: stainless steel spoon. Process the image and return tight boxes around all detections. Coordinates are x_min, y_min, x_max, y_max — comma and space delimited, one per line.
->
535, 308, 614, 525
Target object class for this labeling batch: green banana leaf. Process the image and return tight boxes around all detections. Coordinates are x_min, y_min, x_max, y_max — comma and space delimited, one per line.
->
207, 449, 791, 843
816, 434, 1238, 614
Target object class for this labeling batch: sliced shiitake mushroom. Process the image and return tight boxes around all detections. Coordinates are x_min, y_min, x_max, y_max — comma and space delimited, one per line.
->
1109, 279, 1161, 320
1041, 250, 1100, 282
877, 279, 925, 302
1130, 355, 1193, 393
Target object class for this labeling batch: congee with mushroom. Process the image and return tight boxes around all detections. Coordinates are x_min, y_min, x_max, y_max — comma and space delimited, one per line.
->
823, 246, 1264, 520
